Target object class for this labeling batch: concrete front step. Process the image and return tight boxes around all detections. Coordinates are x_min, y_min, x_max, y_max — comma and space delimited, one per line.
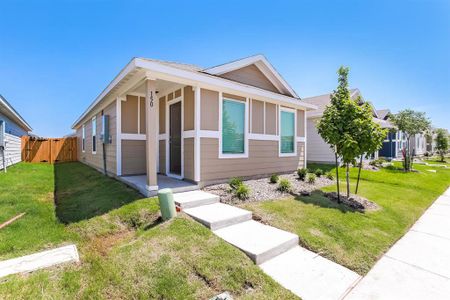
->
184, 203, 252, 230
213, 220, 299, 265
260, 246, 361, 300
173, 191, 219, 209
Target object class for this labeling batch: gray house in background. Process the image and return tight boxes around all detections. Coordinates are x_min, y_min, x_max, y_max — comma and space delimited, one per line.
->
0, 95, 32, 170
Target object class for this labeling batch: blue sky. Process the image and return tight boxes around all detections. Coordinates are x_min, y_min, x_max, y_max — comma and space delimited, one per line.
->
1, 0, 449, 136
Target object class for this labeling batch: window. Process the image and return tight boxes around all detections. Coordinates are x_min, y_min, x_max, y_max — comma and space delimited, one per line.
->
92, 116, 97, 153
280, 110, 295, 155
82, 124, 86, 152
222, 99, 245, 154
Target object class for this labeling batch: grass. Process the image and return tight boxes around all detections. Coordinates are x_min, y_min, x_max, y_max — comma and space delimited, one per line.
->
0, 162, 294, 299
242, 162, 450, 275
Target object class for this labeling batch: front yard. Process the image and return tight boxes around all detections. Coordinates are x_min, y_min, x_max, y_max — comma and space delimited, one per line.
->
242, 162, 450, 275
0, 162, 294, 299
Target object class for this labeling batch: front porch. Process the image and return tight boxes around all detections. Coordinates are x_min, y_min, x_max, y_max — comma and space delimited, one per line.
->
118, 174, 199, 197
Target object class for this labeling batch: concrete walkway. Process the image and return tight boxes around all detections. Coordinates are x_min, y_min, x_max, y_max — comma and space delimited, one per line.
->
345, 187, 450, 299
176, 191, 360, 299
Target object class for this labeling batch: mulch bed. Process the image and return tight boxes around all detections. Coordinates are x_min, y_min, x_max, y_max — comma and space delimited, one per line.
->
325, 192, 380, 212
203, 172, 334, 205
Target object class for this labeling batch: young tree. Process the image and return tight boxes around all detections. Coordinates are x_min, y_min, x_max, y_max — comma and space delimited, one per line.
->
435, 128, 449, 162
390, 110, 431, 171
354, 100, 387, 194
317, 66, 351, 202
317, 66, 363, 199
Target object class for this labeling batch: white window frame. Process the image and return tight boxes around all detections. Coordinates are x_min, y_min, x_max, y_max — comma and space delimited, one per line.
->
82, 124, 86, 152
92, 116, 97, 154
278, 106, 297, 157
218, 93, 249, 159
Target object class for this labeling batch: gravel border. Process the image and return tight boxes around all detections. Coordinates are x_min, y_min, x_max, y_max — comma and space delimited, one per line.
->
203, 172, 334, 204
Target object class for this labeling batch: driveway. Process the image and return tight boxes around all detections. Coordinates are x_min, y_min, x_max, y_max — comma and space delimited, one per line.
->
345, 187, 450, 299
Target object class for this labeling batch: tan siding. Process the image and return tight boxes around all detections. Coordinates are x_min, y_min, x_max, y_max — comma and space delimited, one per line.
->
159, 140, 166, 174
297, 110, 305, 137
306, 118, 335, 163
168, 93, 174, 101
251, 99, 264, 134
121, 95, 138, 134
183, 86, 195, 131
140, 97, 146, 134
265, 103, 277, 135
159, 96, 166, 134
184, 138, 195, 181
174, 89, 181, 98
78, 101, 117, 175
200, 138, 304, 182
200, 89, 219, 131
220, 64, 279, 93
121, 140, 146, 175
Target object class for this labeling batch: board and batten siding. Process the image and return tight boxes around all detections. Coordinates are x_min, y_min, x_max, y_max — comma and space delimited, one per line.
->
76, 100, 117, 174
0, 133, 22, 170
306, 118, 335, 163
220, 64, 280, 94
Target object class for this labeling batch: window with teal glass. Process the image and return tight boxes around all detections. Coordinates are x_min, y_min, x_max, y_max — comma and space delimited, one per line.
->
222, 99, 245, 154
280, 111, 295, 153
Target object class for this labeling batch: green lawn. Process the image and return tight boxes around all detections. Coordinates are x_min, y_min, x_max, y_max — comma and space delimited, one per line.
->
242, 162, 450, 275
0, 162, 294, 299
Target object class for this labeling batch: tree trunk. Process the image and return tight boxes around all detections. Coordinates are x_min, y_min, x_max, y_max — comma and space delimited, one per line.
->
355, 155, 363, 194
335, 152, 341, 203
346, 163, 350, 198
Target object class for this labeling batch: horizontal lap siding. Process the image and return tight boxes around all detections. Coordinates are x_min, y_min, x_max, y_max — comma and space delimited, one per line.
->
77, 101, 117, 174
201, 138, 304, 182
0, 133, 21, 170
121, 140, 146, 175
306, 118, 334, 163
184, 138, 194, 181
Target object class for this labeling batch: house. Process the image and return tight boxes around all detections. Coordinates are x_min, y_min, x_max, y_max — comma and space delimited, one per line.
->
71, 55, 317, 195
303, 89, 394, 164
0, 95, 32, 171
376, 109, 406, 160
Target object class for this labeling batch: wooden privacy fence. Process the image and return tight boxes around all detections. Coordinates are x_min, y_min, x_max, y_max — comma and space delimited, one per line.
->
21, 137, 77, 164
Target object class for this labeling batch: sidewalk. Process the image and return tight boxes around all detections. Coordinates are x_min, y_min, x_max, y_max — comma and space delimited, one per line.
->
345, 187, 450, 299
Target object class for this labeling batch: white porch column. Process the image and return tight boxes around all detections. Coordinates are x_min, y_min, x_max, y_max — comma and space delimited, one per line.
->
145, 78, 158, 191
194, 86, 201, 182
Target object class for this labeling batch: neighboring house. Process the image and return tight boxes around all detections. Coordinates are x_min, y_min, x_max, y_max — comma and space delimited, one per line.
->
71, 55, 316, 195
303, 89, 393, 164
376, 109, 406, 160
0, 95, 32, 170
411, 132, 428, 156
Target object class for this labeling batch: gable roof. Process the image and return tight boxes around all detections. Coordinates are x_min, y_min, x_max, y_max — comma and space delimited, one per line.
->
0, 94, 32, 132
376, 109, 391, 120
203, 54, 298, 98
303, 88, 360, 118
72, 56, 316, 129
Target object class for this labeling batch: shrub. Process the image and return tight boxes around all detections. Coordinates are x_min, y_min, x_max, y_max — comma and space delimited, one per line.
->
314, 168, 324, 177
297, 168, 308, 181
229, 177, 243, 190
307, 173, 316, 184
270, 174, 279, 184
326, 172, 334, 180
235, 184, 250, 200
278, 179, 292, 192
369, 158, 386, 167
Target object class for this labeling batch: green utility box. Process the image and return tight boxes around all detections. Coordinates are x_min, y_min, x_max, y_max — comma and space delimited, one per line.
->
158, 188, 177, 220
